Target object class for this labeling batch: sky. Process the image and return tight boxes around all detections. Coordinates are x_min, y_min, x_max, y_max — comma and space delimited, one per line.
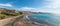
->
0, 0, 60, 13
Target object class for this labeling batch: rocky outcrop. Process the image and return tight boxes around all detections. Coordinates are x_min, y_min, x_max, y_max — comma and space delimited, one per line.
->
0, 16, 22, 26
10, 16, 56, 26
0, 15, 57, 26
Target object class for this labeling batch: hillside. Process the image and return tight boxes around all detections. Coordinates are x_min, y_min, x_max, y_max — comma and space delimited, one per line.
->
0, 8, 23, 19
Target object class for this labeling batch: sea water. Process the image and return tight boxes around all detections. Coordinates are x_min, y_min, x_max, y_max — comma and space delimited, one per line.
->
28, 13, 60, 26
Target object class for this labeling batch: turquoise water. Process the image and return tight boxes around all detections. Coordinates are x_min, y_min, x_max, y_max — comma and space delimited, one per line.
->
28, 13, 60, 24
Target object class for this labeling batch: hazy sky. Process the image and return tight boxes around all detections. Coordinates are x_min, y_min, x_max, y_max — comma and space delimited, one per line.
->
0, 0, 60, 13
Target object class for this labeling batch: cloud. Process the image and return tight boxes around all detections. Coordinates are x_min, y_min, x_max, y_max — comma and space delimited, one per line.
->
40, 0, 60, 13
17, 0, 60, 14
18, 7, 49, 12
17, 7, 38, 12
45, 0, 60, 9
0, 3, 12, 7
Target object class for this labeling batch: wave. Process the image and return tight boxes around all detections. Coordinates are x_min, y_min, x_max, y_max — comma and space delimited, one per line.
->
24, 15, 56, 26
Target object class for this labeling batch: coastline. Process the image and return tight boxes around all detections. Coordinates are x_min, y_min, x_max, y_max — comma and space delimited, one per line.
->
24, 14, 57, 26
0, 13, 57, 26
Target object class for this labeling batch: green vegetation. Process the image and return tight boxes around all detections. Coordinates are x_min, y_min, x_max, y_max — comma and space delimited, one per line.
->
1, 12, 21, 16
0, 14, 6, 19
0, 8, 23, 19
7, 13, 20, 16
0, 12, 22, 19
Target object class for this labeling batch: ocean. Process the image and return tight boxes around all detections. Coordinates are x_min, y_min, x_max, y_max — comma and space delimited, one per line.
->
27, 13, 60, 26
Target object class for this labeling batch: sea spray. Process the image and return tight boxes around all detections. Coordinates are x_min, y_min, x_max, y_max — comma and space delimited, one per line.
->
23, 15, 31, 21
25, 16, 30, 20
